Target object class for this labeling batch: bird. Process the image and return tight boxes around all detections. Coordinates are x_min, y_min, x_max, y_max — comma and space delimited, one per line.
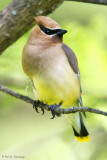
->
22, 16, 90, 142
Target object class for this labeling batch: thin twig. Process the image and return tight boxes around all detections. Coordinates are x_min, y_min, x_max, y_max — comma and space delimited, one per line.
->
65, 0, 107, 5
0, 84, 107, 116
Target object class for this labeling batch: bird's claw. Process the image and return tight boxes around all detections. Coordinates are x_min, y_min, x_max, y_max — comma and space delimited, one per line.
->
50, 102, 62, 119
50, 105, 56, 119
41, 108, 45, 115
33, 100, 39, 113
33, 100, 44, 115
33, 101, 62, 118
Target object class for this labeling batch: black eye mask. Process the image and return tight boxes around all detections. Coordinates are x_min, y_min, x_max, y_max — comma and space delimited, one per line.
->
39, 25, 62, 35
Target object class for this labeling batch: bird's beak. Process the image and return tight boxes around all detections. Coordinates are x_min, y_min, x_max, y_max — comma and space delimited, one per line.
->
57, 29, 67, 36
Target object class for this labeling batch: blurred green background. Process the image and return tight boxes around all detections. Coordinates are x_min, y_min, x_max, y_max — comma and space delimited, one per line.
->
0, 1, 107, 160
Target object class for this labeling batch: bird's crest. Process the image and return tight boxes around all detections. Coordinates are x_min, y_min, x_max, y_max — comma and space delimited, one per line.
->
34, 16, 61, 29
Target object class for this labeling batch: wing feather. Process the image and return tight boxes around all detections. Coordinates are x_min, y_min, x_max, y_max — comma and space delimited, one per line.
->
62, 43, 83, 107
62, 43, 79, 75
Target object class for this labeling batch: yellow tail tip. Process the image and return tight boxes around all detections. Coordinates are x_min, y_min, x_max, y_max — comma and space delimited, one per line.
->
75, 135, 90, 142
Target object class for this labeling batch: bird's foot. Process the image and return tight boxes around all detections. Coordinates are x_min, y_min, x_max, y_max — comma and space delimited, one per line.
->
33, 100, 45, 115
33, 101, 62, 118
49, 102, 62, 119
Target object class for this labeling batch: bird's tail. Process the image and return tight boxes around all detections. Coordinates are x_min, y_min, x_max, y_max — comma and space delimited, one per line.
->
66, 112, 90, 142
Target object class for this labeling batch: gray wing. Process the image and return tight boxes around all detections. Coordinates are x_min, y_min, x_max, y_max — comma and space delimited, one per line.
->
62, 43, 80, 79
62, 43, 83, 105
62, 44, 86, 117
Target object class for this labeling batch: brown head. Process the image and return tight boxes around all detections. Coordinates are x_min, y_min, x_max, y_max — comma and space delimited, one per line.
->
22, 16, 67, 77
28, 16, 67, 45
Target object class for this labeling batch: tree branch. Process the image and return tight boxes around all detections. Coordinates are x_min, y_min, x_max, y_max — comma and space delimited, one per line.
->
0, 84, 107, 116
65, 0, 107, 5
0, 0, 63, 54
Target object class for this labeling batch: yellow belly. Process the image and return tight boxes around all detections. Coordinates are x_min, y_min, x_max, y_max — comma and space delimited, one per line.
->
32, 69, 80, 107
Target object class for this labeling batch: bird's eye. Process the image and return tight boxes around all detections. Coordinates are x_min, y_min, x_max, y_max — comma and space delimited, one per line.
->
39, 25, 62, 36
39, 25, 51, 35
45, 30, 50, 34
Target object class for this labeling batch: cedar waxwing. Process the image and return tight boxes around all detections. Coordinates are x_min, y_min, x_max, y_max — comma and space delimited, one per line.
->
22, 16, 89, 142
